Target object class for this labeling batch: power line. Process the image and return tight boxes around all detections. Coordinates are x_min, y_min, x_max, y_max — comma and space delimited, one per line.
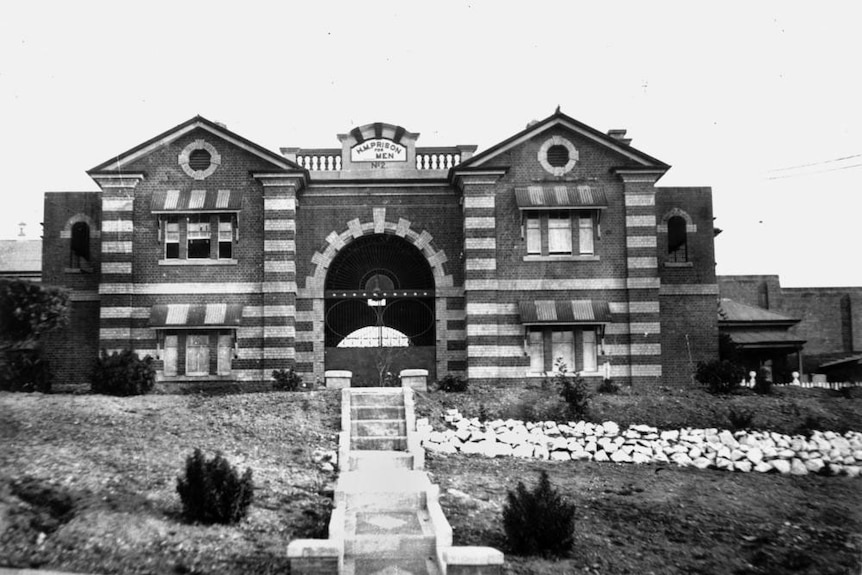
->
765, 161, 862, 180
766, 153, 862, 173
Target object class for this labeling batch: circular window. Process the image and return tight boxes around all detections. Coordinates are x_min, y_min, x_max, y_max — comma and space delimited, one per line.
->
538, 136, 578, 176
546, 145, 570, 167
179, 139, 221, 180
188, 149, 212, 171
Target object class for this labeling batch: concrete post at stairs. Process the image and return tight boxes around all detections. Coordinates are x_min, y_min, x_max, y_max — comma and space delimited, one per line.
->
400, 368, 428, 391
325, 370, 352, 389
286, 539, 342, 574
443, 546, 505, 574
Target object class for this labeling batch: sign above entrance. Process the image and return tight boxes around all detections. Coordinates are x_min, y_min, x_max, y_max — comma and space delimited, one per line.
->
350, 139, 407, 163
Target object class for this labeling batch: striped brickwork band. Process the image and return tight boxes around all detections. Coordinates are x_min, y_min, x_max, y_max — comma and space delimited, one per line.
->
260, 178, 300, 372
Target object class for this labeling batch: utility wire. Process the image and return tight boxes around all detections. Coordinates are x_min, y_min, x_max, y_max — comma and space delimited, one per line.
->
766, 153, 862, 173
765, 161, 862, 180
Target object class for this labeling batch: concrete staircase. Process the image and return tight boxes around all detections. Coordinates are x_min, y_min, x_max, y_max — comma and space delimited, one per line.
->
339, 388, 442, 575
288, 384, 502, 575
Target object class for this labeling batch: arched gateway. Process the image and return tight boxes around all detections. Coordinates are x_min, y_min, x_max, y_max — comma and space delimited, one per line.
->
324, 233, 436, 385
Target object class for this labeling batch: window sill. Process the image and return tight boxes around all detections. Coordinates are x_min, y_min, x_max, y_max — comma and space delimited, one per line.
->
159, 259, 238, 266
527, 370, 602, 377
664, 261, 693, 268
157, 374, 234, 382
523, 255, 599, 262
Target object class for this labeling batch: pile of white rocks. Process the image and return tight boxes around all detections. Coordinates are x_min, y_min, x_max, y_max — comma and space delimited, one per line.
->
416, 409, 862, 477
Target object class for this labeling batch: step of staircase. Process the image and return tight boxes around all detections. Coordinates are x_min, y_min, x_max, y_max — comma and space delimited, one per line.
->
351, 405, 406, 420
352, 419, 407, 438
348, 450, 414, 472
351, 435, 408, 451
350, 391, 405, 407
345, 508, 436, 557
343, 556, 441, 575
336, 470, 431, 512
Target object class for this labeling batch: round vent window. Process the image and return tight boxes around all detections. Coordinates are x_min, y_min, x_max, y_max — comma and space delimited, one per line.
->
538, 136, 578, 176
546, 145, 570, 167
188, 149, 212, 171
179, 139, 221, 180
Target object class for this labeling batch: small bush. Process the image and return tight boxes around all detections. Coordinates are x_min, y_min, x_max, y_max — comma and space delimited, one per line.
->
695, 360, 746, 394
176, 448, 254, 525
436, 374, 468, 393
796, 414, 822, 439
272, 367, 302, 391
91, 349, 155, 396
554, 359, 589, 419
597, 378, 618, 394
0, 349, 52, 393
294, 496, 333, 538
727, 406, 755, 430
503, 470, 576, 557
753, 372, 772, 396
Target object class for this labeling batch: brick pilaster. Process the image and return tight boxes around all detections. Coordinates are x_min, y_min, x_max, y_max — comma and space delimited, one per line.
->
619, 170, 663, 385
256, 174, 304, 375
92, 174, 144, 353
456, 169, 506, 382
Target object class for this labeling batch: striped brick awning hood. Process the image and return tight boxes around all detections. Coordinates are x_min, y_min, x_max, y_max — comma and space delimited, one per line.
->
519, 300, 612, 325
150, 189, 241, 212
149, 304, 243, 328
514, 184, 607, 209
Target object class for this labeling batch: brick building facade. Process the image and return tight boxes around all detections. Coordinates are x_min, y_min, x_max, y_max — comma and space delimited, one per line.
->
42, 111, 719, 388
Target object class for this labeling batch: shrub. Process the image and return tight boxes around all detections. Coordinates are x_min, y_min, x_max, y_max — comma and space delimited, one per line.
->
294, 496, 333, 538
597, 378, 618, 394
727, 406, 755, 430
436, 374, 468, 393
0, 349, 52, 393
753, 369, 772, 395
0, 279, 69, 342
176, 448, 254, 525
91, 350, 155, 396
554, 359, 589, 419
503, 470, 576, 557
272, 367, 302, 391
695, 360, 746, 394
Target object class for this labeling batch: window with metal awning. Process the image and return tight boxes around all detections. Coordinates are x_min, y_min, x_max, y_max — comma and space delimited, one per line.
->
515, 184, 607, 257
149, 304, 244, 377
518, 299, 611, 374
151, 190, 242, 261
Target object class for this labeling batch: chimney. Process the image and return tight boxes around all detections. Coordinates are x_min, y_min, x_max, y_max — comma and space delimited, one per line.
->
607, 129, 632, 145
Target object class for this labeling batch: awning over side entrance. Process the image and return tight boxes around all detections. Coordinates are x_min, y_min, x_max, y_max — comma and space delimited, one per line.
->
518, 300, 612, 325
726, 330, 806, 349
150, 189, 242, 212
514, 184, 607, 210
149, 304, 244, 329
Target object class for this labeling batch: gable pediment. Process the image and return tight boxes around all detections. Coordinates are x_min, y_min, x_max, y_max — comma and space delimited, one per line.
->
87, 115, 302, 176
457, 110, 670, 174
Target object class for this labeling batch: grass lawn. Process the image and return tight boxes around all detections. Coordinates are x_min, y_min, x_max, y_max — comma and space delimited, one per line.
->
1, 382, 860, 574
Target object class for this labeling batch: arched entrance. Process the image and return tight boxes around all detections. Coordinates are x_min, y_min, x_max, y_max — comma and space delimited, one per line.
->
324, 234, 436, 385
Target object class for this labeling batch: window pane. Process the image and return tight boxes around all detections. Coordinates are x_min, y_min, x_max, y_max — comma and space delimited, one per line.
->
164, 335, 178, 377
528, 330, 544, 371
548, 212, 572, 254
165, 217, 180, 259
526, 215, 541, 254
578, 214, 594, 255
668, 216, 687, 262
186, 334, 210, 376
582, 330, 597, 372
187, 215, 211, 259
217, 334, 232, 376
551, 330, 575, 372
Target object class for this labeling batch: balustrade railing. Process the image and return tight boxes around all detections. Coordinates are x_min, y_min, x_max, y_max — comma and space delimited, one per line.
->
292, 147, 465, 171
415, 148, 461, 170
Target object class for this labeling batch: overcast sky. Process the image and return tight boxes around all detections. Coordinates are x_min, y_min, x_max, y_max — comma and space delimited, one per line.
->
2, 2, 860, 287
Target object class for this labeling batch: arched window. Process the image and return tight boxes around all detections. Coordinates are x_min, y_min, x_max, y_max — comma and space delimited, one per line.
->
70, 221, 90, 268
667, 216, 688, 262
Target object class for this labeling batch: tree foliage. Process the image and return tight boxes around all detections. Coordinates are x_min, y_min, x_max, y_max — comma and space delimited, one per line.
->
0, 279, 69, 343
503, 470, 577, 557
